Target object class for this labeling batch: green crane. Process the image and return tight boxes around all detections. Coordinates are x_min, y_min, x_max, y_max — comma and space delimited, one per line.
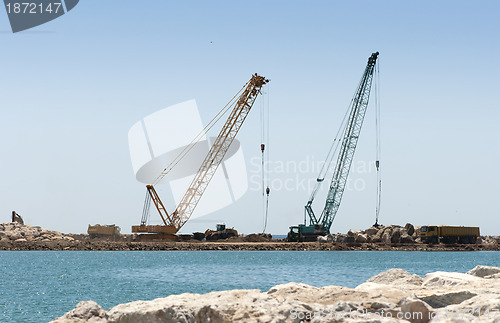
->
288, 52, 379, 241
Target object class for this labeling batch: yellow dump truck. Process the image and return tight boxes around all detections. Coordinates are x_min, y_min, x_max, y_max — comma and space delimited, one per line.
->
420, 225, 479, 244
87, 224, 121, 238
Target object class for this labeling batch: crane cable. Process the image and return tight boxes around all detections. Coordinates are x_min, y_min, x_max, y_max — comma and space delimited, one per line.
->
374, 59, 382, 227
144, 81, 249, 221
261, 84, 270, 233
308, 88, 358, 204
151, 82, 249, 186
141, 189, 152, 225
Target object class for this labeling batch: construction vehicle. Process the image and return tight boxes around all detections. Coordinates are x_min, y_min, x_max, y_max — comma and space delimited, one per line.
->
193, 232, 206, 241
87, 224, 121, 238
287, 224, 323, 242
287, 52, 379, 242
11, 211, 24, 225
205, 224, 238, 241
420, 225, 479, 244
132, 74, 269, 239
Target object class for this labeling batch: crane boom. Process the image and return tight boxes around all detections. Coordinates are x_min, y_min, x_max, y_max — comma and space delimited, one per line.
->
133, 74, 269, 236
304, 52, 379, 235
172, 74, 268, 230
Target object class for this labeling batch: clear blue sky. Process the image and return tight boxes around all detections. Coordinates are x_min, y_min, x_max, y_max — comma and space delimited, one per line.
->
0, 1, 499, 235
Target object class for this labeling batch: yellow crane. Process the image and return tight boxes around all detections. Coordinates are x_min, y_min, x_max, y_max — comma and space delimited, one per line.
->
132, 74, 269, 238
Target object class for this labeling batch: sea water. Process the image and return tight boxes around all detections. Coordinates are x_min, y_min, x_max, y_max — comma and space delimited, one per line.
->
1, 250, 499, 322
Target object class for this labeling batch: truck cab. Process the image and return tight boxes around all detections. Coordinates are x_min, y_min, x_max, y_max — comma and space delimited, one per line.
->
420, 225, 439, 243
287, 226, 301, 242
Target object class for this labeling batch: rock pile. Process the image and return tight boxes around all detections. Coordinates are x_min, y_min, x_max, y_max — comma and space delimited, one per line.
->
321, 224, 500, 246
324, 223, 420, 244
52, 265, 500, 323
479, 236, 499, 245
0, 222, 75, 243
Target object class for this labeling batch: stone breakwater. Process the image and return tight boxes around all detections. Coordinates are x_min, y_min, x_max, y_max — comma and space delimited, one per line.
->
0, 222, 499, 251
0, 222, 75, 243
51, 265, 500, 323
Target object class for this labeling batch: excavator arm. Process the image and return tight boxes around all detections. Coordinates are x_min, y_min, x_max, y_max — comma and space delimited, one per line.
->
11, 211, 24, 225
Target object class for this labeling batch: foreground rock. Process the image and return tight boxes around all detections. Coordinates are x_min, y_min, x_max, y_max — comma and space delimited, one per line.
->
52, 265, 500, 323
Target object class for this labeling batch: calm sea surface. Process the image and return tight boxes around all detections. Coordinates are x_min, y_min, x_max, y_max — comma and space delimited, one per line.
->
1, 250, 499, 322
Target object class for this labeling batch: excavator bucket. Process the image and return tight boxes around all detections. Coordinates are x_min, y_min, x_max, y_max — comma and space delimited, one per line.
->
11, 211, 24, 225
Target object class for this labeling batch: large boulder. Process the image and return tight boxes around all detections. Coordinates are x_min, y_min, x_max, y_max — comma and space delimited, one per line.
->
480, 235, 500, 245
317, 235, 333, 243
267, 282, 353, 305
344, 236, 355, 243
365, 227, 379, 236
418, 291, 476, 308
382, 230, 392, 244
433, 293, 500, 322
347, 229, 360, 237
8, 232, 23, 241
371, 226, 386, 242
422, 271, 483, 288
355, 234, 367, 243
400, 297, 433, 323
391, 229, 402, 243
467, 265, 500, 278
366, 268, 423, 287
404, 223, 415, 236
400, 233, 414, 244
335, 234, 348, 243
355, 282, 409, 305
52, 301, 107, 323
413, 226, 421, 238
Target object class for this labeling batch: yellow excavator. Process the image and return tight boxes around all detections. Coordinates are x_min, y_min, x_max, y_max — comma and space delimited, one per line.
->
132, 74, 269, 239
